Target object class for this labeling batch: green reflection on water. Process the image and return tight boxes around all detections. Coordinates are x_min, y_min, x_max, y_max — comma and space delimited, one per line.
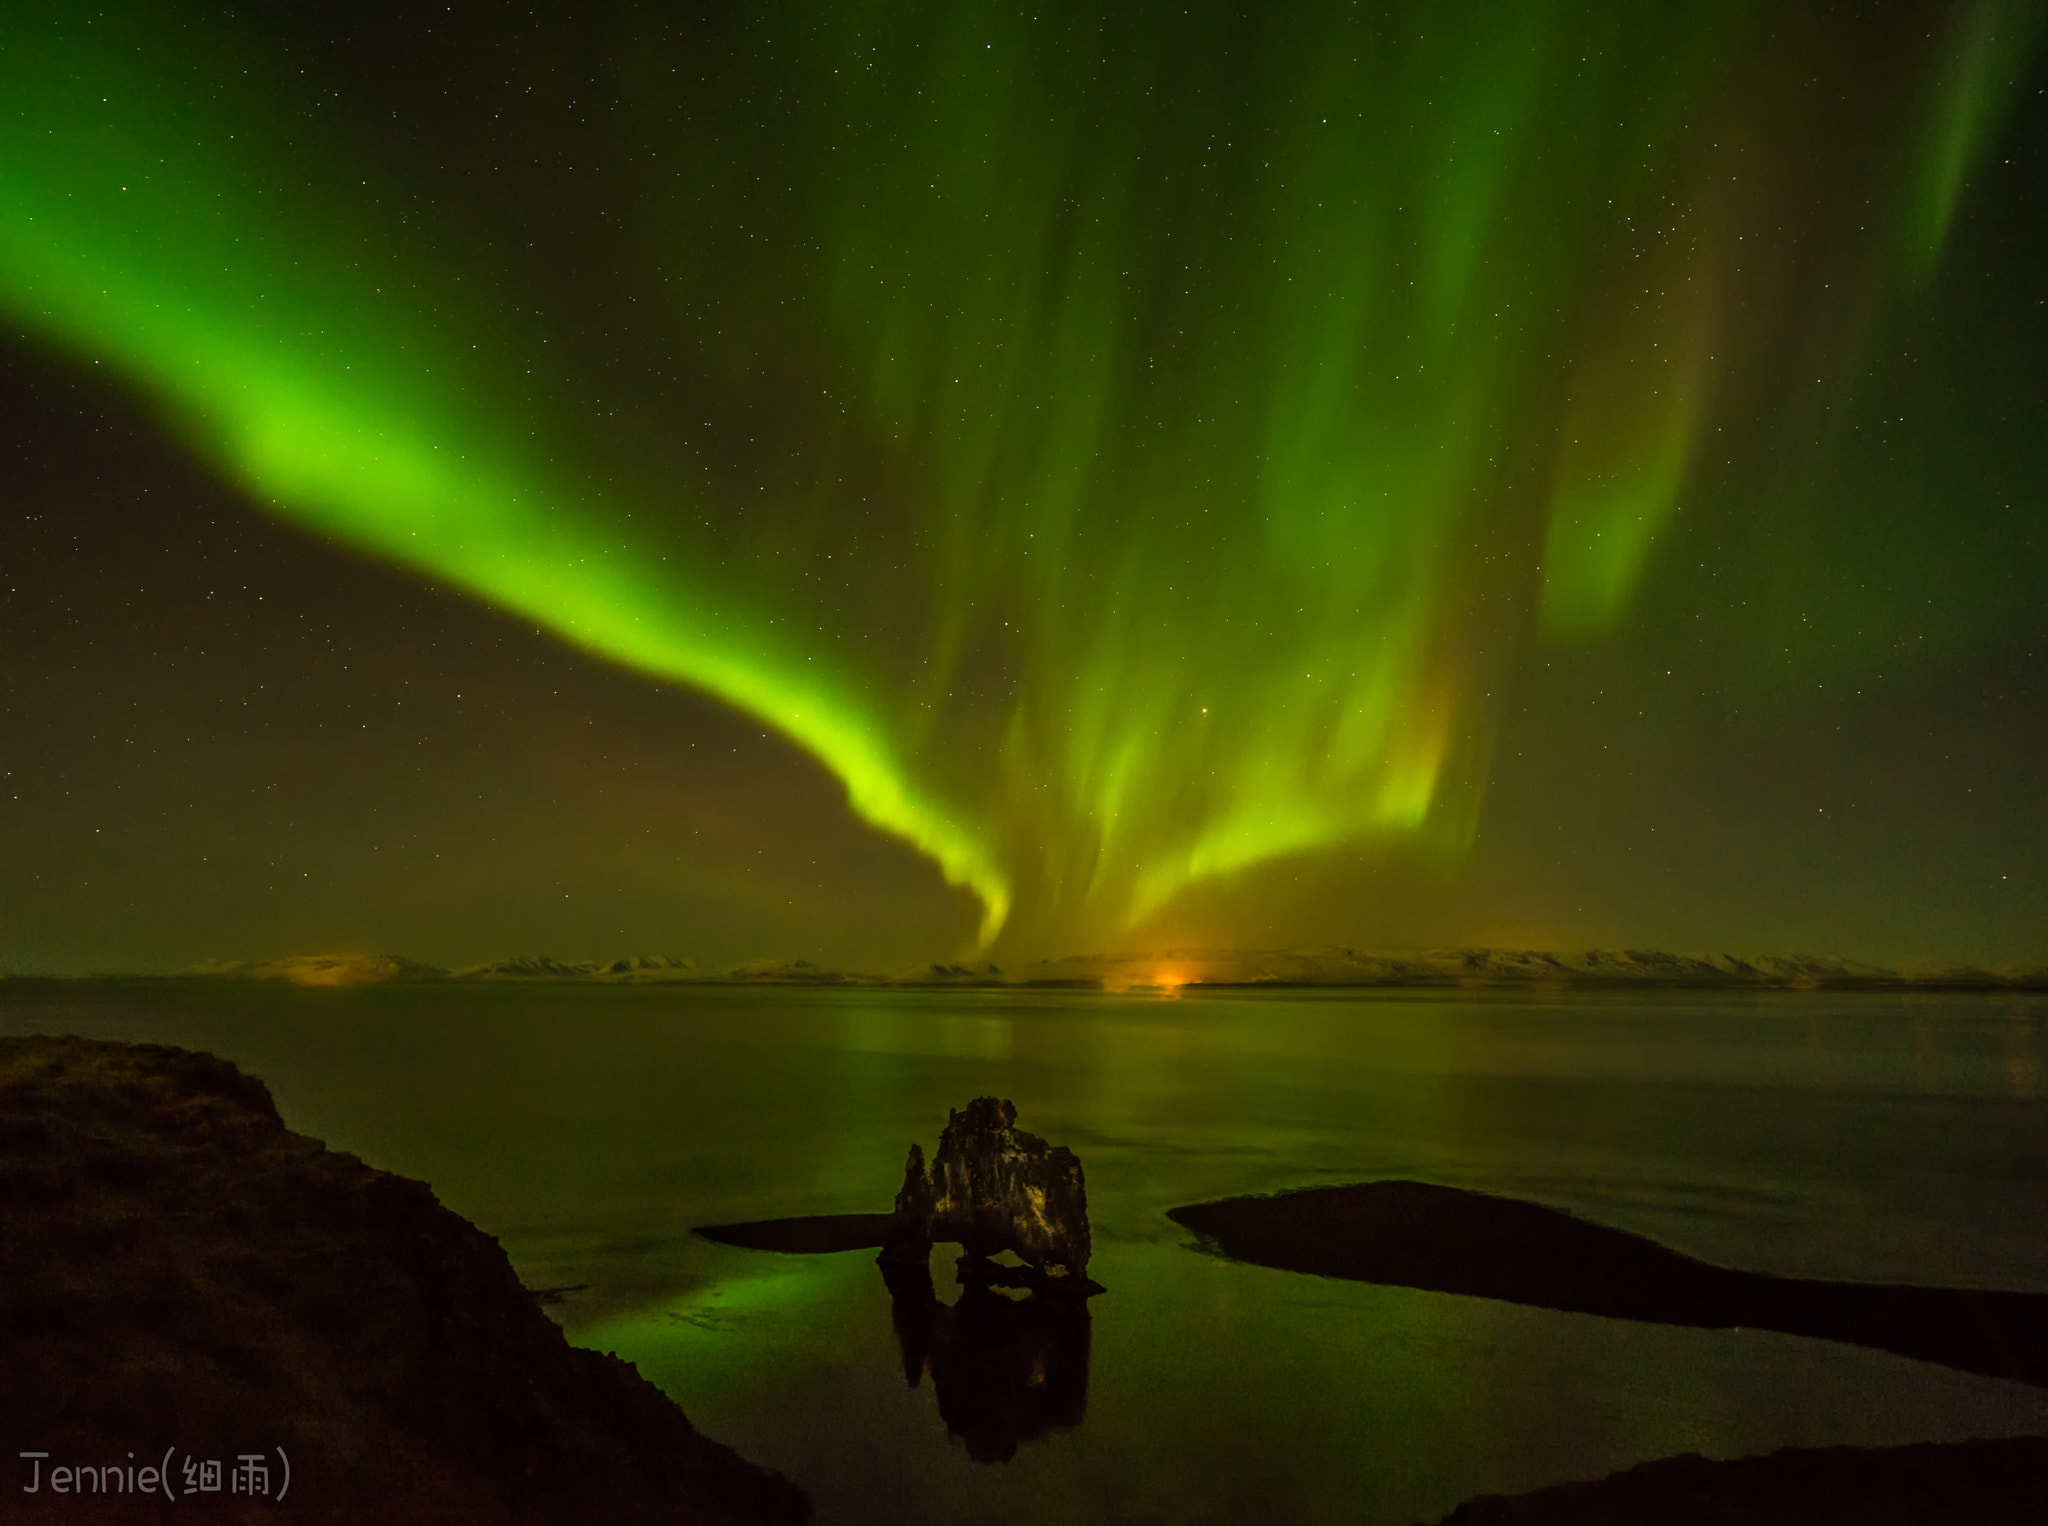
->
3, 982, 2046, 1523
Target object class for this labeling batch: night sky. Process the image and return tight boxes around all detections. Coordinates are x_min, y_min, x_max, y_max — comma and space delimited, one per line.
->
4, 0, 2045, 974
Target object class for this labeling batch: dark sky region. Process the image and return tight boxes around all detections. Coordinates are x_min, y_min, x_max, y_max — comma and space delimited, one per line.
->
2, 0, 2045, 975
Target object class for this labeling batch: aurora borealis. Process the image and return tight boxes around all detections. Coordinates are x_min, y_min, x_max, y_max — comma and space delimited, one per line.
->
4, 0, 2046, 968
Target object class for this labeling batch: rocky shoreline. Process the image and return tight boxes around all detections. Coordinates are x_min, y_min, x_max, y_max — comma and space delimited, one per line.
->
0, 1035, 807, 1524
1428, 1435, 2048, 1524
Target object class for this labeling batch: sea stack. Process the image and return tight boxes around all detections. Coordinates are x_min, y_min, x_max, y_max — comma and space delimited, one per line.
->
883, 1097, 1100, 1294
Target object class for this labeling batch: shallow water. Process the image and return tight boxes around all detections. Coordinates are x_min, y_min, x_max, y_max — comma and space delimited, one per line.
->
6, 981, 2047, 1523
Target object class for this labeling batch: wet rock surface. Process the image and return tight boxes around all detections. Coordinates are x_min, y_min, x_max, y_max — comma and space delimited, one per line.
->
695, 1213, 895, 1256
0, 1035, 808, 1525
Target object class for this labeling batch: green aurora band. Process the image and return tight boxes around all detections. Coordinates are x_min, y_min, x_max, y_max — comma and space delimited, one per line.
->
2, 1, 2038, 950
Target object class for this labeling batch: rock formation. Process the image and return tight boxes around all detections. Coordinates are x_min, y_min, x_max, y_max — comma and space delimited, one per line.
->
882, 1097, 1099, 1294
879, 1142, 939, 1265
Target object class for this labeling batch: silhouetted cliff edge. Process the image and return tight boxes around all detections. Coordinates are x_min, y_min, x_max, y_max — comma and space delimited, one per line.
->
0, 1035, 808, 1525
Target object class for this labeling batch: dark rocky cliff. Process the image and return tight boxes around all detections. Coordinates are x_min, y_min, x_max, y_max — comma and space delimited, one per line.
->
0, 1035, 808, 1524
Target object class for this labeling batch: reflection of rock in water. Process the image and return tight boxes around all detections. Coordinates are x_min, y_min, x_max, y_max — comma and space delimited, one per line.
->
698, 1098, 1098, 1463
880, 1260, 1091, 1464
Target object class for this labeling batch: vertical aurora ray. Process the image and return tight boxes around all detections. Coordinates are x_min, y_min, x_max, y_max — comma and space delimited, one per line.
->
2, 1, 2036, 952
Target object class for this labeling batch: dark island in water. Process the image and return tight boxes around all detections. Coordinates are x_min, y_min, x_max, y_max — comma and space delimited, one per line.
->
0, 1034, 807, 1525
1170, 1180, 2048, 1388
1172, 1182, 2048, 1524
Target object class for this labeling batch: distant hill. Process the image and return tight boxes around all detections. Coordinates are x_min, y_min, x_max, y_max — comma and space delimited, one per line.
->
1047, 948, 2048, 989
120, 947, 2048, 991
180, 953, 447, 987
1005, 947, 1932, 989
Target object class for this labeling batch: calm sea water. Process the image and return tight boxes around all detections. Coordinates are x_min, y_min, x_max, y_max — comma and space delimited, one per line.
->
6, 981, 2047, 1524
